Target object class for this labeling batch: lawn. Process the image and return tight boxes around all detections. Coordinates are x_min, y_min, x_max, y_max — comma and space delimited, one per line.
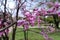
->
9, 28, 60, 40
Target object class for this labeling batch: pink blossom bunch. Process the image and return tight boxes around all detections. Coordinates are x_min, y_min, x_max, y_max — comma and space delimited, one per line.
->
23, 21, 29, 30
47, 1, 60, 8
0, 31, 3, 37
47, 1, 60, 15
17, 20, 29, 30
0, 18, 11, 37
41, 8, 47, 16
17, 20, 25, 26
56, 11, 60, 16
24, 12, 31, 17
24, 11, 37, 26
33, 9, 41, 16
16, 1, 60, 40
47, 7, 55, 13
0, 18, 3, 37
58, 12, 60, 16
54, 2, 60, 8
29, 17, 35, 26
48, 25, 55, 33
37, 17, 41, 28
40, 29, 53, 40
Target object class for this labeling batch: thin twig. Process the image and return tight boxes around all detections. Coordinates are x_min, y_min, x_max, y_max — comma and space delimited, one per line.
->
0, 21, 16, 32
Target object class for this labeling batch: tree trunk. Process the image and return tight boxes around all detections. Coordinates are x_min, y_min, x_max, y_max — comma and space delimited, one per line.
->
53, 14, 59, 29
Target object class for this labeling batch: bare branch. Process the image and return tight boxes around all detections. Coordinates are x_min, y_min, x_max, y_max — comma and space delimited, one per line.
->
0, 21, 16, 32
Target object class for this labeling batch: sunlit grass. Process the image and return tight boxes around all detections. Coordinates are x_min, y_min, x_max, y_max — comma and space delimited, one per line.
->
9, 28, 60, 40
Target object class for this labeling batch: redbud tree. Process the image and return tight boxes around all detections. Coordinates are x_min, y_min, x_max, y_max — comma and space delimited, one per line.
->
0, 0, 60, 40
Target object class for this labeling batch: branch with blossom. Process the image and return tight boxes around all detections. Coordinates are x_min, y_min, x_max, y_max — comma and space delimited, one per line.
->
0, 0, 60, 40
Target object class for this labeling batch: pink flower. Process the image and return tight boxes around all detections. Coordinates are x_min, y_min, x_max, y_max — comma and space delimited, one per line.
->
23, 21, 29, 30
17, 20, 25, 26
24, 12, 31, 17
4, 22, 8, 26
56, 10, 60, 16
47, 7, 54, 13
47, 2, 54, 6
37, 17, 41, 28
58, 13, 60, 16
54, 2, 60, 8
0, 32, 3, 37
30, 20, 35, 26
47, 2, 60, 8
0, 19, 3, 37
32, 14, 36, 18
5, 29, 9, 35
47, 7, 57, 14
33, 8, 40, 16
41, 8, 47, 15
0, 20, 2, 28
29, 17, 35, 26
40, 29, 53, 40
29, 17, 34, 21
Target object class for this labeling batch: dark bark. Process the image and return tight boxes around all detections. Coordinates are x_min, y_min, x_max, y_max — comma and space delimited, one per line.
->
12, 1, 20, 40
0, 37, 2, 40
0, 22, 16, 32
2, 0, 9, 40
23, 26, 27, 40
12, 0, 26, 40
53, 14, 59, 29
26, 30, 28, 40
2, 35, 6, 40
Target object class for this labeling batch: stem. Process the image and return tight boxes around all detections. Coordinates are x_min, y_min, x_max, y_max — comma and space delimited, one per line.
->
26, 29, 28, 40
2, 35, 5, 40
2, 0, 9, 40
23, 26, 27, 40
0, 22, 16, 32
4, 32, 9, 40
12, 2, 19, 40
0, 37, 2, 40
12, 0, 26, 40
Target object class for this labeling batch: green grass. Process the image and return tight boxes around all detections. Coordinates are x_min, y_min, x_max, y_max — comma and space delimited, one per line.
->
48, 32, 60, 40
9, 28, 60, 40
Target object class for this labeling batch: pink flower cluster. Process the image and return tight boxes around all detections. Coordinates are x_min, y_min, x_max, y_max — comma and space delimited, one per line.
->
47, 2, 60, 15
17, 1, 60, 30
17, 1, 60, 40
40, 29, 53, 40
0, 14, 11, 37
